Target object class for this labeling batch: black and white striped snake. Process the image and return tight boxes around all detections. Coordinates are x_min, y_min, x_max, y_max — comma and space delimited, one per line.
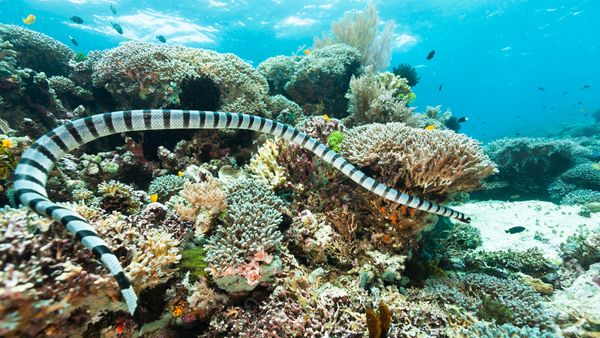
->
13, 109, 471, 319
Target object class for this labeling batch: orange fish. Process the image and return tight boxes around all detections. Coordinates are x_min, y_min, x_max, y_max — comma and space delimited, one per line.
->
23, 14, 36, 25
303, 49, 311, 55
323, 114, 331, 122
425, 124, 436, 131
115, 322, 126, 334
389, 212, 397, 225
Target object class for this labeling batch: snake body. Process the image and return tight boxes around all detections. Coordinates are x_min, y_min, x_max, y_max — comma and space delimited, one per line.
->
13, 109, 471, 318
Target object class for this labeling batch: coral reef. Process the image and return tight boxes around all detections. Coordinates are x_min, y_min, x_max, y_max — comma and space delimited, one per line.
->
560, 162, 600, 191
204, 178, 286, 292
284, 44, 361, 116
257, 55, 301, 95
265, 94, 304, 125
247, 138, 287, 188
314, 3, 395, 70
345, 67, 414, 126
481, 137, 590, 199
0, 24, 73, 76
340, 122, 497, 198
91, 41, 270, 114
148, 174, 186, 202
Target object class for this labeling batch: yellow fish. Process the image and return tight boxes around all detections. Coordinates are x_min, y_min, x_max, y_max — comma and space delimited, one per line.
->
303, 49, 311, 56
1, 139, 12, 148
178, 170, 184, 176
149, 194, 158, 203
323, 114, 331, 122
425, 124, 436, 131
23, 14, 36, 25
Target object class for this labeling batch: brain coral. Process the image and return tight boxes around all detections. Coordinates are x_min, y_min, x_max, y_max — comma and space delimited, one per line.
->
91, 41, 270, 115
339, 122, 497, 198
0, 24, 73, 76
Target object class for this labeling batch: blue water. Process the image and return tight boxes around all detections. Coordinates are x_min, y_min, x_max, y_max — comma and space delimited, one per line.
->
1, 0, 598, 141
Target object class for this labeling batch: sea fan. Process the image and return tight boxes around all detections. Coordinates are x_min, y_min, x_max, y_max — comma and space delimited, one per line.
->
392, 63, 419, 87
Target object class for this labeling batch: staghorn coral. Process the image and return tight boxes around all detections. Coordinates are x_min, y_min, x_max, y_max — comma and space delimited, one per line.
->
345, 67, 414, 126
313, 2, 395, 70
284, 44, 361, 116
171, 176, 227, 236
560, 227, 600, 269
257, 55, 301, 95
91, 41, 269, 114
0, 24, 73, 77
204, 178, 285, 292
340, 122, 497, 198
247, 138, 288, 189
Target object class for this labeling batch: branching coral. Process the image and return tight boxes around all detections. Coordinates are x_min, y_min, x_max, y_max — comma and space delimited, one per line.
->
314, 2, 395, 70
340, 122, 497, 198
247, 138, 288, 189
345, 67, 414, 126
148, 174, 186, 202
171, 176, 227, 236
97, 180, 140, 215
204, 178, 286, 292
560, 163, 600, 191
463, 248, 558, 278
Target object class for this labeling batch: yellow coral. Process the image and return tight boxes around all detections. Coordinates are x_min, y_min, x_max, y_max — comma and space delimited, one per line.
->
126, 228, 181, 289
247, 138, 287, 188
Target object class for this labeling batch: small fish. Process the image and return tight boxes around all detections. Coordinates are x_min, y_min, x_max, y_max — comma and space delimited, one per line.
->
22, 14, 36, 25
156, 35, 166, 43
537, 87, 545, 91
509, 194, 520, 199
389, 212, 397, 225
457, 117, 468, 123
68, 35, 78, 46
582, 84, 590, 89
149, 194, 158, 203
303, 49, 311, 56
70, 16, 84, 24
110, 4, 117, 15
515, 132, 521, 136
111, 22, 123, 34
562, 91, 568, 95
577, 101, 582, 105
1, 138, 13, 148
115, 321, 126, 334
178, 170, 184, 177
505, 226, 526, 234
426, 50, 435, 60
425, 125, 436, 131
592, 163, 600, 171
323, 114, 331, 122
438, 83, 443, 91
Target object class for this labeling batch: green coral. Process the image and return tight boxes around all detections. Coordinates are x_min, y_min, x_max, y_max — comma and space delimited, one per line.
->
179, 245, 208, 280
326, 130, 344, 152
148, 174, 186, 202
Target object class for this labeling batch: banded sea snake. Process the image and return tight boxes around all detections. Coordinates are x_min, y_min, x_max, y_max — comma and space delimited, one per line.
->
13, 109, 471, 319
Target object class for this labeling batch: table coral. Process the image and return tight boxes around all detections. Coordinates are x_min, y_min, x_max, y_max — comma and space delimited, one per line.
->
340, 122, 497, 198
